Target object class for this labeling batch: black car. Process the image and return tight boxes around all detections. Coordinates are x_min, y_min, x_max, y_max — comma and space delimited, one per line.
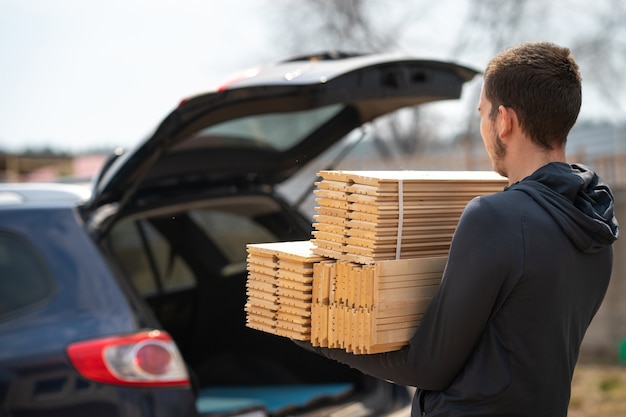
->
0, 52, 478, 416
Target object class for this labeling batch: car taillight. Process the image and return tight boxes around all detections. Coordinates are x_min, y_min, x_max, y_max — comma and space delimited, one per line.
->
67, 330, 189, 387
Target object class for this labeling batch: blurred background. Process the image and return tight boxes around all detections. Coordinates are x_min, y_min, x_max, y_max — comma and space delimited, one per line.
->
1, 0, 625, 179
1, 1, 625, 414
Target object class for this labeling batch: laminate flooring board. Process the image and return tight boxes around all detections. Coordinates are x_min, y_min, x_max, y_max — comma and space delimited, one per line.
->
307, 255, 447, 353
312, 170, 506, 263
245, 240, 325, 341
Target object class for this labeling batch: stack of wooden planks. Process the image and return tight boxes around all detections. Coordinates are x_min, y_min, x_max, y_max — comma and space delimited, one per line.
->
245, 240, 325, 341
245, 170, 507, 353
312, 170, 507, 264
245, 239, 447, 353
311, 256, 446, 354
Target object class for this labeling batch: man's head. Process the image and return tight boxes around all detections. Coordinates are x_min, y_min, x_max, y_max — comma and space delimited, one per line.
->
483, 41, 582, 151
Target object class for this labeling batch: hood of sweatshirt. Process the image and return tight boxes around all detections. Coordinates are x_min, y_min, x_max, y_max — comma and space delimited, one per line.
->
508, 162, 619, 253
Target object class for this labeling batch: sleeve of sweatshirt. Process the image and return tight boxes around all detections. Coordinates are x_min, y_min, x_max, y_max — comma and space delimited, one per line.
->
299, 195, 519, 389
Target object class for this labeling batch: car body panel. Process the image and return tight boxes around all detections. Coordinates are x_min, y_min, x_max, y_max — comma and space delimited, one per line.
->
85, 54, 478, 230
0, 203, 197, 416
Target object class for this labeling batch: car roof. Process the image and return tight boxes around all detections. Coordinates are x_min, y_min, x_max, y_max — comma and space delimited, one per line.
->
0, 183, 91, 207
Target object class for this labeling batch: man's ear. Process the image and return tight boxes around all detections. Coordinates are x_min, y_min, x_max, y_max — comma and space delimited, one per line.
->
497, 105, 518, 139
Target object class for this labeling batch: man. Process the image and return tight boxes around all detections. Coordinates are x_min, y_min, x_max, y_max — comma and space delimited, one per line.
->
296, 41, 619, 416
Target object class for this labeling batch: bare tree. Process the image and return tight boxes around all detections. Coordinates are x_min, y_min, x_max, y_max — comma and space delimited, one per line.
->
448, 0, 535, 163
269, 0, 626, 158
270, 0, 427, 54
568, 0, 626, 112
451, 0, 532, 57
269, 0, 444, 157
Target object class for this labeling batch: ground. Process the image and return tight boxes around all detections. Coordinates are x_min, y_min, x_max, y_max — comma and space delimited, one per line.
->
569, 361, 626, 417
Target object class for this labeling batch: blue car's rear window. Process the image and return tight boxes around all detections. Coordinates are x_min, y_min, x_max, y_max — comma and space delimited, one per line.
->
0, 232, 55, 319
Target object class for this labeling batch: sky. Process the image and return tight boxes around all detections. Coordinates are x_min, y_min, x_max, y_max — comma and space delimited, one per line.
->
0, 0, 278, 152
1, 0, 624, 153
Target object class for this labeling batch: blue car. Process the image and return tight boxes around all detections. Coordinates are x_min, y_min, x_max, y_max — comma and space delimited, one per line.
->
0, 52, 478, 417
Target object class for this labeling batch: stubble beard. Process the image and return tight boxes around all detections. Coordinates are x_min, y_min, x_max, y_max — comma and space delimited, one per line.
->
492, 133, 507, 178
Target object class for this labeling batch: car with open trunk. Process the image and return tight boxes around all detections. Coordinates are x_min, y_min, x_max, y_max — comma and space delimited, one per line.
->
0, 51, 478, 416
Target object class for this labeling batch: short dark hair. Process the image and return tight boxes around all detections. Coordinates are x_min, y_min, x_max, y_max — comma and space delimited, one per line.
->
484, 41, 582, 150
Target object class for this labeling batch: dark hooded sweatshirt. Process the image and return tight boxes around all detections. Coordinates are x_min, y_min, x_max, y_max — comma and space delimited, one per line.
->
299, 162, 619, 416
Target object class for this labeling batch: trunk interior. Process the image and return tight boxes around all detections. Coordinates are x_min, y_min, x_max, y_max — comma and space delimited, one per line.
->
101, 193, 405, 416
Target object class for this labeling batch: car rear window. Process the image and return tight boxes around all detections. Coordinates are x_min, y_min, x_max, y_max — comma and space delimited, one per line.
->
108, 218, 196, 297
192, 104, 343, 151
189, 209, 277, 268
0, 232, 55, 318
107, 204, 282, 297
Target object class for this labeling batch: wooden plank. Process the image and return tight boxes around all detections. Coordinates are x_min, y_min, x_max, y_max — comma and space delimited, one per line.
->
277, 270, 314, 284
317, 169, 507, 185
276, 296, 312, 308
311, 241, 348, 257
245, 305, 275, 319
246, 312, 276, 328
322, 261, 335, 303
345, 192, 500, 203
328, 303, 339, 349
312, 243, 449, 264
246, 290, 277, 303
313, 214, 348, 227
377, 278, 441, 289
315, 197, 350, 210
376, 271, 444, 283
376, 256, 447, 276
247, 240, 323, 263
374, 299, 434, 317
313, 222, 348, 236
246, 256, 278, 269
347, 210, 463, 224
313, 188, 350, 200
277, 259, 316, 273
277, 278, 313, 291
346, 202, 467, 215
345, 232, 455, 245
314, 205, 349, 219
314, 179, 351, 192
360, 342, 407, 355
312, 230, 347, 244
276, 311, 311, 325
277, 287, 313, 301
246, 264, 277, 277
347, 182, 505, 197
311, 302, 321, 346
336, 261, 349, 304
372, 311, 426, 323
278, 303, 311, 316
363, 265, 375, 307
245, 280, 276, 294
344, 219, 458, 233
246, 253, 277, 265
245, 298, 278, 311
246, 273, 276, 285
374, 285, 439, 303
245, 320, 275, 334
345, 236, 452, 250
372, 326, 415, 345
344, 231, 449, 245
312, 262, 324, 303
